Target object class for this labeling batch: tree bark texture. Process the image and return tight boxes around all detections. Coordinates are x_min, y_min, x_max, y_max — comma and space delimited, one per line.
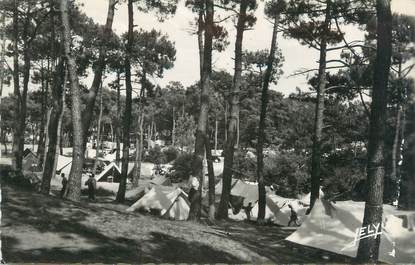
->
217, 0, 248, 219
257, 12, 280, 222
60, 0, 85, 202
41, 60, 65, 195
81, 0, 117, 151
399, 85, 415, 210
188, 0, 214, 221
309, 0, 331, 210
93, 86, 104, 175
116, 0, 134, 202
356, 0, 392, 261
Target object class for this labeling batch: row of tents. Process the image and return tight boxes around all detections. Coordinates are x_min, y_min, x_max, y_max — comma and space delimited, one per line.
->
26, 149, 415, 263
125, 178, 311, 224
125, 177, 415, 263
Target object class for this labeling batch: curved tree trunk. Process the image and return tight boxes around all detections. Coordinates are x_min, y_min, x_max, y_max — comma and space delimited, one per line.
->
356, 0, 392, 261
217, 0, 248, 220
116, 0, 134, 203
257, 12, 280, 223
81, 0, 117, 153
309, 0, 331, 210
60, 0, 85, 202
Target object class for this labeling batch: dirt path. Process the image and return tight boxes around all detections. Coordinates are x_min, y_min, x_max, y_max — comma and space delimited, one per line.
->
1, 184, 353, 263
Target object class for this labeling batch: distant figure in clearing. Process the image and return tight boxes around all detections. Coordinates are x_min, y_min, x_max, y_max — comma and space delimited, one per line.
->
288, 204, 300, 226
85, 174, 97, 202
243, 202, 253, 221
60, 173, 68, 198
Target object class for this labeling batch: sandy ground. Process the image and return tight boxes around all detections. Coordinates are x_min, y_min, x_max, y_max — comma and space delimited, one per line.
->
0, 180, 354, 263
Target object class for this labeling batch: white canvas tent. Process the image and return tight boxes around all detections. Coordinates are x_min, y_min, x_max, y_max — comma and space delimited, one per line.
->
95, 162, 121, 182
215, 179, 308, 224
215, 179, 270, 206
298, 189, 325, 206
126, 185, 190, 220
286, 199, 415, 263
266, 194, 308, 225
56, 155, 73, 176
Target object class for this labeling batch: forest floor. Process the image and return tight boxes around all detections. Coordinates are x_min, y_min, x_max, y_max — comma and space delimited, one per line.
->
1, 165, 354, 264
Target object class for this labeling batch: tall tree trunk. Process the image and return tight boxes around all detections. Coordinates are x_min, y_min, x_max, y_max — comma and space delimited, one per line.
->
93, 86, 104, 175
205, 125, 216, 220
41, 2, 62, 194
53, 76, 66, 178
116, 0, 134, 202
188, 0, 214, 221
198, 10, 204, 77
38, 59, 51, 167
116, 71, 121, 166
0, 12, 4, 152
399, 84, 415, 210
391, 61, 403, 188
18, 46, 30, 168
81, 0, 117, 152
12, 0, 21, 171
36, 61, 47, 165
356, 0, 392, 261
60, 0, 85, 202
42, 108, 52, 171
132, 112, 144, 187
391, 105, 402, 182
215, 119, 218, 152
309, 0, 331, 210
257, 11, 280, 223
40, 60, 65, 195
217, 0, 248, 219
132, 81, 145, 188
224, 101, 228, 141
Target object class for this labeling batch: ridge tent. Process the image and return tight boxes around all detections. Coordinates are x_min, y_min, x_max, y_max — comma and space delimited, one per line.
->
22, 148, 39, 171
266, 194, 308, 225
95, 162, 121, 182
125, 175, 172, 201
126, 185, 190, 220
232, 194, 308, 225
286, 199, 415, 263
215, 179, 307, 224
150, 175, 171, 186
215, 179, 272, 206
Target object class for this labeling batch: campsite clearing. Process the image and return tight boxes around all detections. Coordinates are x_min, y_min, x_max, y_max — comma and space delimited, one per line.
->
1, 184, 354, 263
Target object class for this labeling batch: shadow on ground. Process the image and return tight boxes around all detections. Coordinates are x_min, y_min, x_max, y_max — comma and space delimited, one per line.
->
1, 185, 246, 263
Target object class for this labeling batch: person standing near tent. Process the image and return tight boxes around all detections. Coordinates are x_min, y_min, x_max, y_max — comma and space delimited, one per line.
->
243, 202, 253, 221
288, 204, 300, 226
60, 173, 68, 198
85, 174, 97, 202
188, 174, 200, 201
